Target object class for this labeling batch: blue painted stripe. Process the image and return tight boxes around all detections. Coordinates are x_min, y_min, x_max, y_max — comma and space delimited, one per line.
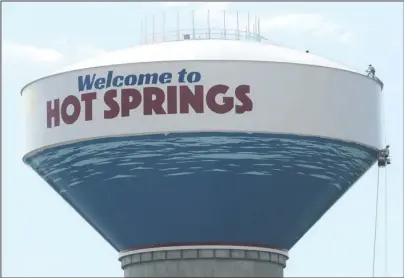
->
25, 132, 377, 251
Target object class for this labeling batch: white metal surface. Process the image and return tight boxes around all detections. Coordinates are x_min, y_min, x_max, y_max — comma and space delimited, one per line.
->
118, 245, 289, 260
48, 40, 356, 76
21, 59, 383, 157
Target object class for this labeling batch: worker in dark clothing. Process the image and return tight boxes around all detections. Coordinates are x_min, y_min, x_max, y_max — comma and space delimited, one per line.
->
378, 145, 391, 167
366, 64, 376, 78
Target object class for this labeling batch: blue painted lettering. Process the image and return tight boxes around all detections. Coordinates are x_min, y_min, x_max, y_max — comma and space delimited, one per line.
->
77, 70, 199, 92
125, 75, 137, 86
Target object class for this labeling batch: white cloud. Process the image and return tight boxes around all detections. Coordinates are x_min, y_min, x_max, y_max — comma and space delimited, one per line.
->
50, 37, 107, 61
2, 39, 107, 85
259, 13, 355, 44
3, 38, 107, 68
66, 43, 108, 61
3, 40, 64, 63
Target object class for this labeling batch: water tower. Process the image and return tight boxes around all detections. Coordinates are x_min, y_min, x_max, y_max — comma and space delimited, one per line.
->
21, 12, 385, 277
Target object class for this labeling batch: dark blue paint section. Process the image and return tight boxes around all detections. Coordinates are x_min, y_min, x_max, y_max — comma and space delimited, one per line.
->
24, 133, 377, 252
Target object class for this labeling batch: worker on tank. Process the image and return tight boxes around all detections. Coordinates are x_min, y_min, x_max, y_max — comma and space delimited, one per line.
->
383, 145, 390, 159
366, 64, 376, 78
378, 145, 390, 167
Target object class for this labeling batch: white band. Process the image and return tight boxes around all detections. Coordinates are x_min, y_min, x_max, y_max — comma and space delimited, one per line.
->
118, 245, 289, 260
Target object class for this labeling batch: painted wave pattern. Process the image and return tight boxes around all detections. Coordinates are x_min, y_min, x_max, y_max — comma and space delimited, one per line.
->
25, 133, 377, 251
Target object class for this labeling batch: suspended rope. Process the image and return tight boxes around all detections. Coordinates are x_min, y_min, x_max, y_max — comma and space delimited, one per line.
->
373, 91, 390, 277
381, 85, 389, 277
384, 167, 389, 277
372, 167, 381, 277
381, 94, 388, 145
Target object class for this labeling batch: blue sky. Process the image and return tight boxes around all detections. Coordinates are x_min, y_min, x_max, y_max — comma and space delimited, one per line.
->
2, 2, 403, 277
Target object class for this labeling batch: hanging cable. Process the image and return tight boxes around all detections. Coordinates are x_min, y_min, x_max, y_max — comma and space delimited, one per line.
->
372, 167, 381, 277
381, 94, 388, 145
384, 167, 389, 277
381, 85, 389, 277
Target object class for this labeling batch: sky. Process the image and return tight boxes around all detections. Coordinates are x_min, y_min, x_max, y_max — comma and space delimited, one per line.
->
2, 2, 403, 277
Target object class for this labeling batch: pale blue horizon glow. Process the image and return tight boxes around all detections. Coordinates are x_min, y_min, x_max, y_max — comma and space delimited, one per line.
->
2, 2, 403, 277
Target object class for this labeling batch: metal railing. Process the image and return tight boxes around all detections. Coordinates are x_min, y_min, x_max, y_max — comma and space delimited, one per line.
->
140, 10, 266, 45
142, 28, 267, 45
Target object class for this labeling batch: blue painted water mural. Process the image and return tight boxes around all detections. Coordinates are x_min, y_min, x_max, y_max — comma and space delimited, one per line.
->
24, 132, 377, 252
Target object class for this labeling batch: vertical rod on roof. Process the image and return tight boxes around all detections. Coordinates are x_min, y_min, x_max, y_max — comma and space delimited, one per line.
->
258, 17, 261, 41
192, 10, 195, 39
253, 16, 255, 35
245, 26, 248, 39
140, 20, 143, 45
177, 10, 180, 40
208, 10, 211, 39
255, 15, 257, 36
152, 15, 155, 43
145, 16, 148, 44
163, 12, 166, 42
236, 11, 239, 40
247, 12, 250, 38
223, 10, 226, 39
258, 18, 260, 35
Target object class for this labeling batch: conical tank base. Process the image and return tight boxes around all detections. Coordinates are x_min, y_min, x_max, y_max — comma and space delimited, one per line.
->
119, 246, 288, 277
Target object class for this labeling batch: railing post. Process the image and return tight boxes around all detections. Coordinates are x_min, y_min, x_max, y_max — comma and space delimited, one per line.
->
162, 12, 166, 42
208, 10, 211, 39
236, 11, 239, 40
223, 11, 226, 39
192, 10, 195, 40
177, 10, 180, 41
152, 15, 155, 43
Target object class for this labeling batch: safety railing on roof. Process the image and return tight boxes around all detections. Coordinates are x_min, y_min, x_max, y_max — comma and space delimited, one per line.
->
143, 28, 267, 45
139, 10, 266, 45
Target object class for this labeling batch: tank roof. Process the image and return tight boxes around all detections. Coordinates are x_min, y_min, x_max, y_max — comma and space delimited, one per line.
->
56, 40, 356, 75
